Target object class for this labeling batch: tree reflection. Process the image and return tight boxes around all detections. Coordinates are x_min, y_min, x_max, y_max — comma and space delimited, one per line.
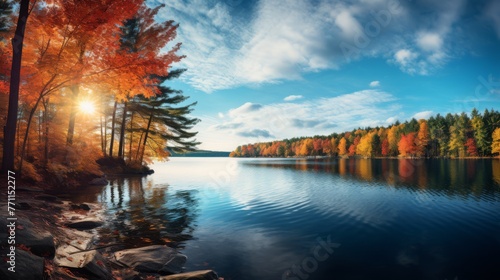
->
97, 176, 199, 249
242, 158, 499, 197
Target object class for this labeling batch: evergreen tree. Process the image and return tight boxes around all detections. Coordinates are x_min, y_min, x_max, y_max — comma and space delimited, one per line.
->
471, 108, 488, 156
128, 69, 200, 163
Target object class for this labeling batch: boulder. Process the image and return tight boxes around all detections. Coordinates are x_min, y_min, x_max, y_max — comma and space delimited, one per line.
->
160, 270, 219, 280
0, 217, 55, 257
114, 245, 187, 274
0, 249, 45, 280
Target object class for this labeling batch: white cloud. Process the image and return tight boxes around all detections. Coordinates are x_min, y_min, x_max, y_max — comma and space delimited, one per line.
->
228, 102, 262, 118
199, 89, 401, 150
394, 49, 418, 66
335, 10, 363, 37
385, 116, 398, 124
369, 81, 380, 87
159, 0, 471, 92
218, 112, 224, 118
284, 95, 303, 101
412, 111, 433, 120
416, 32, 443, 52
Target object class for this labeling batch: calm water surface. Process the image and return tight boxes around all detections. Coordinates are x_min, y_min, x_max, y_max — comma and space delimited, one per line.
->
71, 158, 500, 280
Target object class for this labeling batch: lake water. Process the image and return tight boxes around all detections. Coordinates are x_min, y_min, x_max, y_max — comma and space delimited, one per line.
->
70, 158, 500, 280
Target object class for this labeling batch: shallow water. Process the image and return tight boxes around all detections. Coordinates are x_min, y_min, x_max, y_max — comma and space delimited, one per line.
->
70, 158, 500, 280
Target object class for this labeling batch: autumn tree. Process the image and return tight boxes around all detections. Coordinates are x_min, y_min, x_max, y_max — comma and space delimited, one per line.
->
416, 120, 430, 157
356, 131, 375, 157
338, 137, 347, 156
381, 138, 389, 156
387, 125, 400, 156
107, 4, 184, 159
465, 138, 478, 157
398, 133, 417, 157
1, 0, 31, 172
492, 128, 500, 156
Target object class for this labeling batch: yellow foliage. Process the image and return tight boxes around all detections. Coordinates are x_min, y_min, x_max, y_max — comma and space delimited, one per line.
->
492, 128, 500, 155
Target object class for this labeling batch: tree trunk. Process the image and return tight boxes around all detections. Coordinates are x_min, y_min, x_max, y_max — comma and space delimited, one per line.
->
128, 111, 134, 162
109, 101, 118, 157
139, 111, 154, 164
18, 96, 42, 173
117, 101, 127, 158
66, 84, 79, 145
1, 0, 30, 172
100, 114, 105, 156
135, 131, 144, 163
42, 97, 50, 166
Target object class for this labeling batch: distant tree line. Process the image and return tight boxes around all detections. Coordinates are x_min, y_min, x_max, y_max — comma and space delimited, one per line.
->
230, 109, 500, 158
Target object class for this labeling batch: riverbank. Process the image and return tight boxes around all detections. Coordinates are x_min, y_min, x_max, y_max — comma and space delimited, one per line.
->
0, 177, 222, 279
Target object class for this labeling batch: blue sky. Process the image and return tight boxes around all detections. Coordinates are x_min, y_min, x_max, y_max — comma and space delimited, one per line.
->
155, 0, 500, 151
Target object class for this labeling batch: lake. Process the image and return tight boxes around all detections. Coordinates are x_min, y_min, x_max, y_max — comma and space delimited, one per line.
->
70, 158, 500, 280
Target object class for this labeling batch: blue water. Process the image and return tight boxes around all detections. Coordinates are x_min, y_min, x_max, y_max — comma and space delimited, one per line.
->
72, 158, 500, 280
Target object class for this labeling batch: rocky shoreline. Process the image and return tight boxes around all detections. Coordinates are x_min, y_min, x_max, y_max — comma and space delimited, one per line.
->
0, 185, 222, 280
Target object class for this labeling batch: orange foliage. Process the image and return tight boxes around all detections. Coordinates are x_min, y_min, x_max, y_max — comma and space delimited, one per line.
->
398, 133, 417, 157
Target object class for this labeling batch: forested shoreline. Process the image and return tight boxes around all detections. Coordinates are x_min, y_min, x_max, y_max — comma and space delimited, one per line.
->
230, 109, 500, 159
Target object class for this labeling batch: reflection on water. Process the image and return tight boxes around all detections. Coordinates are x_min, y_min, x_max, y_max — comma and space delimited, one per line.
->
93, 176, 199, 249
67, 158, 500, 280
244, 158, 500, 197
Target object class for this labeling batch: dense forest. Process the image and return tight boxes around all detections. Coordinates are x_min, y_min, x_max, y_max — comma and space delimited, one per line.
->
230, 109, 500, 158
0, 0, 199, 181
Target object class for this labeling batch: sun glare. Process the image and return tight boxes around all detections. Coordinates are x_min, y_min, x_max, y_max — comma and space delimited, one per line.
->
79, 100, 96, 114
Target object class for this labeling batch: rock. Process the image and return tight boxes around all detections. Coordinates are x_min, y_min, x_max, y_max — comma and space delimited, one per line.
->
160, 270, 219, 280
0, 217, 55, 257
70, 203, 91, 211
79, 203, 91, 211
0, 249, 44, 280
66, 218, 104, 230
54, 229, 112, 279
55, 249, 111, 279
114, 245, 187, 274
89, 177, 108, 185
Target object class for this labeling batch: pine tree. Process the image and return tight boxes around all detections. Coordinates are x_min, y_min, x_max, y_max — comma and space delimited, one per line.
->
127, 69, 200, 163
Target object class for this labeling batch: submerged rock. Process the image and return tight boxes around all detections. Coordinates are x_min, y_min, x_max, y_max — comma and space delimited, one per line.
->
159, 270, 219, 280
114, 245, 187, 274
0, 249, 44, 280
66, 218, 104, 230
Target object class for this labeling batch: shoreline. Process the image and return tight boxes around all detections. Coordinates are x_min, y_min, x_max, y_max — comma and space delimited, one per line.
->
0, 177, 222, 279
229, 155, 499, 160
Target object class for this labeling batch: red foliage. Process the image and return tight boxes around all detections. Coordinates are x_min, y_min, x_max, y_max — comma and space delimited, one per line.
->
381, 138, 389, 156
465, 138, 478, 156
398, 133, 417, 156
